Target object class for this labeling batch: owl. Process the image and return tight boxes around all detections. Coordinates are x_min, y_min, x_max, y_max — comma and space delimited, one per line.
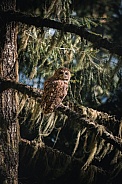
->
41, 67, 71, 114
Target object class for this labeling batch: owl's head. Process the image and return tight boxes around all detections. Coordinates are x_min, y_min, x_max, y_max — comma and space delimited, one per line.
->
54, 67, 71, 82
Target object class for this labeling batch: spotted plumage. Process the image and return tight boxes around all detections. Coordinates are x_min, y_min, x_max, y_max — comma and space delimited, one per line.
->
41, 67, 71, 114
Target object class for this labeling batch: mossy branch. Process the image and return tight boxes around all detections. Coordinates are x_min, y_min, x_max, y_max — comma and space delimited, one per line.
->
0, 10, 122, 56
0, 77, 122, 152
20, 138, 83, 182
57, 105, 122, 152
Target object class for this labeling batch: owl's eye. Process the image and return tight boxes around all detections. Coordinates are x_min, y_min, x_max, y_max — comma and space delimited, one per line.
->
59, 71, 64, 75
65, 72, 68, 75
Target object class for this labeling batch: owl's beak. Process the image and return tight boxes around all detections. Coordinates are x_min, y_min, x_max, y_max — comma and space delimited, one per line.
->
63, 75, 70, 81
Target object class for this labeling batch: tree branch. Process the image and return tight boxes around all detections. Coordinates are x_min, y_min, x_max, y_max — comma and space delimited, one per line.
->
57, 105, 122, 152
0, 10, 122, 56
0, 77, 122, 152
19, 138, 83, 183
0, 77, 43, 99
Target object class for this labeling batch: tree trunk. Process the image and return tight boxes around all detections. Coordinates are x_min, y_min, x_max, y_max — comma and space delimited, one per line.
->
0, 0, 19, 183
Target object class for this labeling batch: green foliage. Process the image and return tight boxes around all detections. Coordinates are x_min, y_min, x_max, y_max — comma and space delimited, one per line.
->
17, 0, 122, 132
17, 1, 122, 183
17, 0, 122, 143
18, 0, 122, 107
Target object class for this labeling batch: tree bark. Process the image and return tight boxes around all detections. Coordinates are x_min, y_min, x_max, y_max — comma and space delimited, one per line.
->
0, 0, 19, 183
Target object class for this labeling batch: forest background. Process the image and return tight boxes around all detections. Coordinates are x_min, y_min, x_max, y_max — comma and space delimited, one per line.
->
0, 0, 122, 184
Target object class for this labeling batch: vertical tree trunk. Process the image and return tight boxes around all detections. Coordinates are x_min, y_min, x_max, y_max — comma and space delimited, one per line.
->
0, 0, 19, 183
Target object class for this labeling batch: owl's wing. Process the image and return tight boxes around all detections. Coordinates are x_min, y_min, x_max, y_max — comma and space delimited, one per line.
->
44, 79, 67, 97
41, 79, 66, 114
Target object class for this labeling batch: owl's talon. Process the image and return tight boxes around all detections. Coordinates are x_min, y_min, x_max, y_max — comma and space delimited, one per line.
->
31, 136, 45, 147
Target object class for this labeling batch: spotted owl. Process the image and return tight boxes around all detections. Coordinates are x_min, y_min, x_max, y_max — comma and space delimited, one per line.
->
41, 67, 71, 114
